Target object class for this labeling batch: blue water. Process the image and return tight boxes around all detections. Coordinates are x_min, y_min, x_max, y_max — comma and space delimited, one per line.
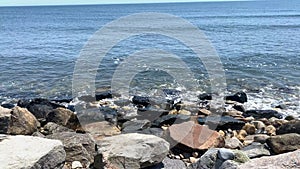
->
0, 0, 299, 114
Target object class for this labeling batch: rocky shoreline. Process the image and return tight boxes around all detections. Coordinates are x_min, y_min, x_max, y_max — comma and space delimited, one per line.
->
0, 89, 300, 169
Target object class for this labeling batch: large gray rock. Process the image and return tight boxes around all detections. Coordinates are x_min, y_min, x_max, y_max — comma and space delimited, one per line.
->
242, 142, 270, 158
95, 133, 170, 169
266, 133, 300, 154
147, 157, 187, 169
47, 132, 96, 167
239, 150, 300, 169
0, 106, 39, 135
0, 135, 65, 169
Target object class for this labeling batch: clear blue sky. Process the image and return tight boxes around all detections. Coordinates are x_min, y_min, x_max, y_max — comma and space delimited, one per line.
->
0, 0, 244, 6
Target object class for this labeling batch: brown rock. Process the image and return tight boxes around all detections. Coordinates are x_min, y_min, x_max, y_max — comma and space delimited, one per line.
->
265, 125, 276, 136
266, 133, 300, 154
225, 137, 243, 149
253, 134, 270, 144
236, 130, 247, 142
239, 150, 300, 169
166, 121, 224, 150
84, 121, 120, 140
8, 106, 39, 135
199, 109, 211, 116
242, 123, 256, 135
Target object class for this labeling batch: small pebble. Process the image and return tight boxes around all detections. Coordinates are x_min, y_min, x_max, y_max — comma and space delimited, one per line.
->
71, 161, 83, 169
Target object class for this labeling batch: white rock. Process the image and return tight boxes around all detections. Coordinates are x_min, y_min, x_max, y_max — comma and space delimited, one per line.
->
0, 135, 66, 169
71, 161, 83, 168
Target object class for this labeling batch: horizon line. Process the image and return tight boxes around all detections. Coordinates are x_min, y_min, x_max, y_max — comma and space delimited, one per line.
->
0, 0, 253, 7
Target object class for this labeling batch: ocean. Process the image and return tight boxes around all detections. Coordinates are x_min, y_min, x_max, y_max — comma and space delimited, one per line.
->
0, 0, 299, 116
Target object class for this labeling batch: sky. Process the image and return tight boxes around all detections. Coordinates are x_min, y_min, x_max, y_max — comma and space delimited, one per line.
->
0, 0, 244, 6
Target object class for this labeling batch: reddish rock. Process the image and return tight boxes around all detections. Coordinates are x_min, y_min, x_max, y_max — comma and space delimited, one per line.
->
166, 121, 224, 150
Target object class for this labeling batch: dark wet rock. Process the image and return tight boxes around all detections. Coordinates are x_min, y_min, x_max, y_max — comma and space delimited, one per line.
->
266, 133, 300, 154
47, 132, 96, 167
233, 104, 246, 113
122, 119, 151, 133
218, 148, 235, 160
95, 90, 112, 101
253, 134, 270, 144
285, 115, 296, 121
198, 93, 212, 100
17, 98, 64, 123
152, 114, 190, 127
137, 107, 169, 122
146, 157, 186, 169
132, 96, 151, 107
239, 150, 300, 169
100, 106, 118, 124
277, 120, 300, 134
46, 107, 82, 131
114, 99, 131, 107
166, 121, 224, 151
43, 122, 73, 135
198, 116, 245, 130
225, 92, 248, 103
1, 103, 15, 109
0, 135, 66, 169
275, 104, 287, 109
5, 106, 39, 135
95, 133, 169, 169
242, 142, 270, 158
51, 98, 73, 104
84, 121, 120, 140
244, 110, 283, 119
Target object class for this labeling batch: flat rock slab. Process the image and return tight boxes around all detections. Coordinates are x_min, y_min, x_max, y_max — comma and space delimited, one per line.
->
96, 133, 170, 169
0, 135, 65, 169
239, 150, 300, 169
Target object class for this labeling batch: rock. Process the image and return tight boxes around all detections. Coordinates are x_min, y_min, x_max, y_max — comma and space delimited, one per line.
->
242, 123, 256, 135
4, 106, 39, 135
198, 93, 212, 100
122, 119, 151, 133
46, 107, 81, 131
233, 104, 246, 113
137, 127, 164, 137
284, 115, 296, 121
218, 148, 235, 160
166, 121, 224, 150
146, 157, 186, 169
47, 132, 96, 167
152, 114, 190, 127
84, 121, 120, 140
265, 125, 276, 136
275, 104, 286, 109
43, 122, 73, 135
244, 110, 283, 119
0, 135, 65, 169
277, 120, 300, 134
219, 160, 239, 169
225, 92, 247, 103
169, 109, 191, 116
242, 142, 270, 158
252, 121, 266, 131
243, 135, 255, 146
239, 150, 300, 169
236, 130, 247, 142
137, 107, 169, 122
0, 107, 11, 134
199, 109, 212, 116
95, 133, 169, 169
198, 116, 245, 130
266, 133, 300, 154
95, 90, 112, 101
225, 137, 243, 149
71, 161, 83, 169
224, 110, 243, 117
1, 103, 15, 109
18, 98, 63, 123
132, 96, 151, 107
253, 134, 270, 144
188, 148, 248, 169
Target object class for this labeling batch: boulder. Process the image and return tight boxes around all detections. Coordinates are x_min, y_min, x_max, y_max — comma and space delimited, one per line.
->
18, 98, 63, 123
225, 92, 247, 103
225, 137, 243, 149
95, 133, 170, 169
84, 121, 120, 140
1, 103, 15, 109
266, 133, 300, 154
277, 120, 300, 134
0, 107, 11, 134
46, 107, 82, 131
132, 96, 151, 107
43, 122, 73, 135
47, 132, 96, 167
146, 157, 186, 169
166, 121, 224, 151
198, 93, 212, 100
152, 114, 190, 127
0, 135, 65, 169
198, 116, 245, 130
242, 142, 270, 158
239, 150, 300, 169
1, 106, 39, 135
242, 123, 256, 135
95, 90, 112, 101
137, 107, 169, 122
244, 110, 283, 119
